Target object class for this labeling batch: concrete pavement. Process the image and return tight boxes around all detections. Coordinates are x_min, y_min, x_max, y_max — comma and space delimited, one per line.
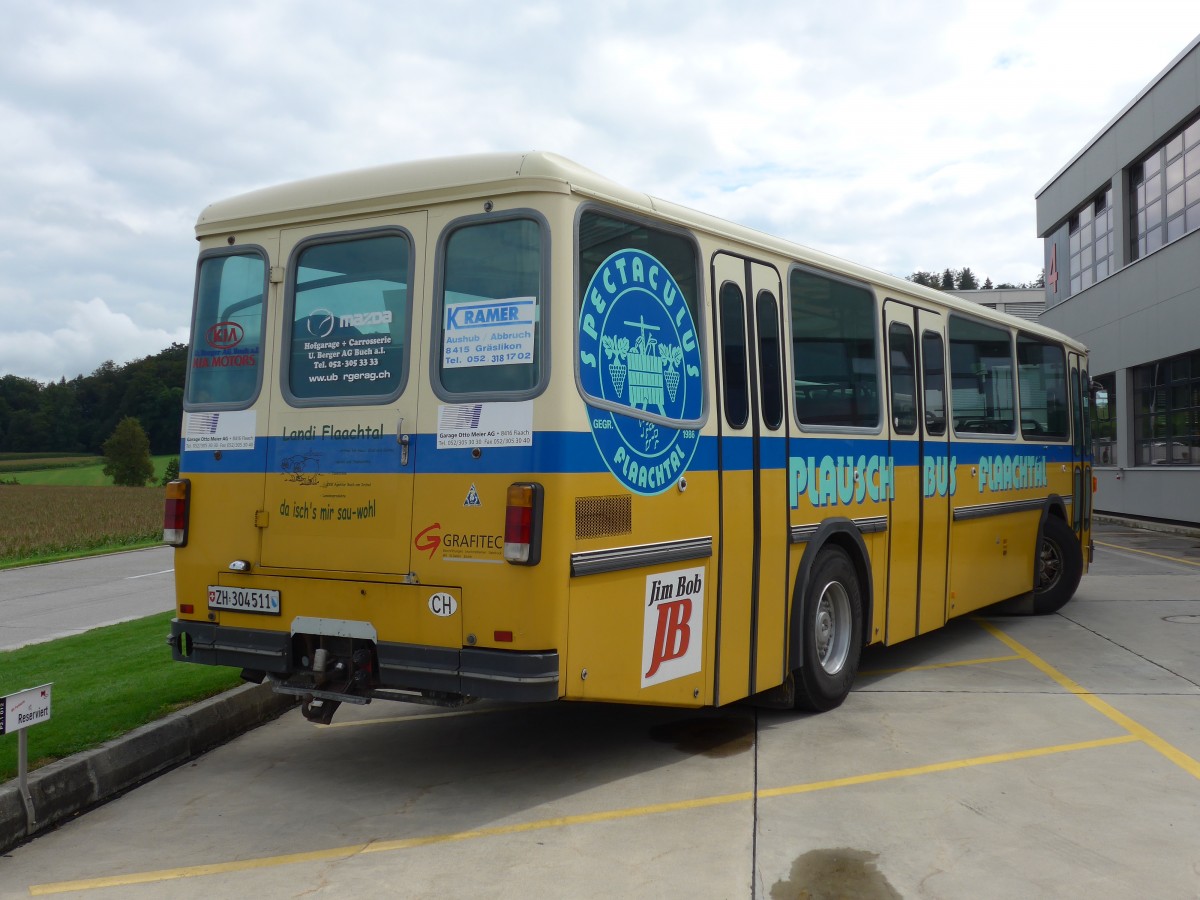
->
1, 521, 1197, 897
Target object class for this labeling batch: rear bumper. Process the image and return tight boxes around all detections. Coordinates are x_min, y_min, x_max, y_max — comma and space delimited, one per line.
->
169, 619, 560, 702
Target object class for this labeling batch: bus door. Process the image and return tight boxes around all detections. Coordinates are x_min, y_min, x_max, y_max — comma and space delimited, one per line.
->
883, 302, 950, 642
1069, 352, 1092, 552
711, 253, 789, 702
261, 215, 427, 576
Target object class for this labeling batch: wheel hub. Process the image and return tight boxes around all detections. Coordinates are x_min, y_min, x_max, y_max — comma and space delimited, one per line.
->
814, 581, 851, 674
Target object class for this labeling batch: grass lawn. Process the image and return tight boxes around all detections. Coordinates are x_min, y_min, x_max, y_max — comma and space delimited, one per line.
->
0, 612, 242, 782
1, 455, 175, 486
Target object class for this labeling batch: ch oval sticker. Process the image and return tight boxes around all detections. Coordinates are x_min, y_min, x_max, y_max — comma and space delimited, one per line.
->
428, 592, 458, 617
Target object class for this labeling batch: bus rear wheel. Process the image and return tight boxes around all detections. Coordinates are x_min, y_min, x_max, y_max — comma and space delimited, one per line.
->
1032, 515, 1083, 615
794, 547, 863, 712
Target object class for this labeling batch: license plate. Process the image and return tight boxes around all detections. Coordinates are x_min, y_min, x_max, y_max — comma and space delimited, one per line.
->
207, 585, 281, 615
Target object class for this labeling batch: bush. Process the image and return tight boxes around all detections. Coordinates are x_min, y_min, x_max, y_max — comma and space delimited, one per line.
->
160, 456, 180, 486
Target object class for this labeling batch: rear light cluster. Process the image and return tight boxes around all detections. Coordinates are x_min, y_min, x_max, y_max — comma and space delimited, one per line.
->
163, 479, 190, 546
503, 482, 543, 565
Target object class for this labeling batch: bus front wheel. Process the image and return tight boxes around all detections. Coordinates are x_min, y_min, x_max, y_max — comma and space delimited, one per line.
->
794, 547, 863, 712
1032, 515, 1083, 614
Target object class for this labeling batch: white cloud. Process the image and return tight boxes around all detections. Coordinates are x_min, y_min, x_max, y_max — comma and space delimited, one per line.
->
2, 0, 1199, 380
0, 298, 189, 384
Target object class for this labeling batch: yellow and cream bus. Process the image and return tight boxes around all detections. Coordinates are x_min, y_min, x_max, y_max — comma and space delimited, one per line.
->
165, 152, 1093, 723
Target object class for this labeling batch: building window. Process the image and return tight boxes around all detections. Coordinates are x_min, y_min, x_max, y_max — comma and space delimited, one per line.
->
1130, 113, 1200, 260
1132, 351, 1200, 466
1068, 188, 1113, 293
1091, 372, 1116, 465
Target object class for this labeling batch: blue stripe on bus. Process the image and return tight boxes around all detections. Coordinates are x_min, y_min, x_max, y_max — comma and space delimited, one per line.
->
179, 433, 1078, 476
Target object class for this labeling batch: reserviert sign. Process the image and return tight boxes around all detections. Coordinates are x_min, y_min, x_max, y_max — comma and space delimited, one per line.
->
0, 683, 52, 735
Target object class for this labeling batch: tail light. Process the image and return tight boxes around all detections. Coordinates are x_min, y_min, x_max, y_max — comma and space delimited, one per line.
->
163, 479, 190, 546
503, 482, 543, 565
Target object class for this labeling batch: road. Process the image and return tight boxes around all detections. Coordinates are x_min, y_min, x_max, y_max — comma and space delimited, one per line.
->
0, 546, 175, 651
2, 523, 1198, 898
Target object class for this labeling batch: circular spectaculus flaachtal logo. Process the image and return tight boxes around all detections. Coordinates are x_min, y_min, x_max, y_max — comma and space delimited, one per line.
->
578, 248, 703, 495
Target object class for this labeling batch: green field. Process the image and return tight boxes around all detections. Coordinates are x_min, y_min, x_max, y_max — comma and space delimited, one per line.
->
0, 613, 242, 781
0, 454, 175, 486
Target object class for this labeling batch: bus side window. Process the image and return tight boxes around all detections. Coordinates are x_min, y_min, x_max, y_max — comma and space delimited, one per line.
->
922, 331, 947, 435
949, 317, 1015, 435
1017, 333, 1069, 440
888, 322, 917, 434
719, 282, 749, 429
756, 290, 784, 430
790, 267, 879, 429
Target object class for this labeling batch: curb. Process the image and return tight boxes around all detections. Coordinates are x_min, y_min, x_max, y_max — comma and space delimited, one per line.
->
1094, 513, 1200, 540
0, 682, 296, 854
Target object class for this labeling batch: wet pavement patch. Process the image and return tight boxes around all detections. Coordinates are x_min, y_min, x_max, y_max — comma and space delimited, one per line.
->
770, 849, 902, 900
647, 715, 755, 757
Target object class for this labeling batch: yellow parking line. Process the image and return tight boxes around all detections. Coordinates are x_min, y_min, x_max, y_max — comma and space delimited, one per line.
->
757, 734, 1136, 799
977, 620, 1200, 780
1094, 539, 1200, 568
859, 654, 1021, 677
28, 734, 1135, 895
29, 846, 371, 895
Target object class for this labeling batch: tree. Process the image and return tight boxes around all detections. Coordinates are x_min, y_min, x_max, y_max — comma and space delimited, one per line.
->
982, 277, 994, 290
956, 267, 979, 290
41, 379, 83, 451
161, 457, 180, 486
907, 270, 940, 288
940, 269, 955, 290
102, 417, 155, 486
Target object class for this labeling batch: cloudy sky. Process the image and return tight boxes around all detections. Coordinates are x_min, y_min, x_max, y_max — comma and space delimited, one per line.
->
3, 1, 1199, 384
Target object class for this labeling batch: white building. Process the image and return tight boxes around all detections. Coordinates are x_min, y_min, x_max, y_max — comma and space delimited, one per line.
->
1035, 36, 1200, 526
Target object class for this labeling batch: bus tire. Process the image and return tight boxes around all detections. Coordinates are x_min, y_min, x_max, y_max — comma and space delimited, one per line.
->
794, 546, 863, 712
1032, 515, 1083, 615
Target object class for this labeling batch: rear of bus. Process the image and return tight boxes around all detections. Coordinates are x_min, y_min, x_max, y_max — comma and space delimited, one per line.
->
164, 155, 717, 722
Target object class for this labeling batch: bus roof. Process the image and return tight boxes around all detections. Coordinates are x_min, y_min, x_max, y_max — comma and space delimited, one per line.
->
196, 151, 1084, 352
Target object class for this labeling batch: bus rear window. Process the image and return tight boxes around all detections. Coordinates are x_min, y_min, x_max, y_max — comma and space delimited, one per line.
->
437, 216, 544, 396
287, 232, 410, 403
185, 250, 267, 408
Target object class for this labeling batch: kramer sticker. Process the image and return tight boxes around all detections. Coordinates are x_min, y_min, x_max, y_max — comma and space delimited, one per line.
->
443, 295, 535, 369
642, 566, 705, 688
578, 248, 702, 496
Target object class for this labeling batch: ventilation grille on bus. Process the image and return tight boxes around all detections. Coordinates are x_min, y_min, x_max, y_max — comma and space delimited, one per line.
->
575, 495, 632, 540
